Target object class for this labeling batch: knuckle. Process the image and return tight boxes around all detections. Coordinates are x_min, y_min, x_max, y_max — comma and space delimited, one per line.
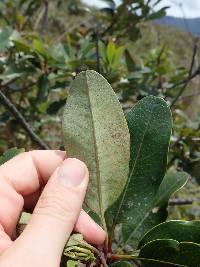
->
34, 189, 76, 222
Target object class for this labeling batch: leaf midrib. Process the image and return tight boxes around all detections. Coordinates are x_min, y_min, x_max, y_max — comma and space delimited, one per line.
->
85, 72, 106, 230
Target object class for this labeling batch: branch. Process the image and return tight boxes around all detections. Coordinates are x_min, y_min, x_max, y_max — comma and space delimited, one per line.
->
94, 29, 100, 73
179, 91, 200, 100
169, 198, 193, 206
0, 89, 49, 149
0, 11, 10, 25
40, 0, 49, 35
1, 77, 20, 88
170, 44, 199, 107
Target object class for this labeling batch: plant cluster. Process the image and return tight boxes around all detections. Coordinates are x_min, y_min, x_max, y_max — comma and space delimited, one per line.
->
0, 1, 200, 265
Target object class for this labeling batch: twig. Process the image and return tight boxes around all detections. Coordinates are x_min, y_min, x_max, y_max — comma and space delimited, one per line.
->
0, 11, 10, 25
99, 252, 108, 267
0, 89, 49, 149
40, 0, 49, 35
131, 259, 141, 267
94, 30, 100, 73
169, 198, 193, 206
2, 81, 36, 94
170, 44, 199, 107
0, 77, 20, 88
179, 92, 200, 100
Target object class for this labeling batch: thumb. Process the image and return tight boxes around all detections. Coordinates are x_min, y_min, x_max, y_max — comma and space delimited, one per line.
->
17, 158, 88, 267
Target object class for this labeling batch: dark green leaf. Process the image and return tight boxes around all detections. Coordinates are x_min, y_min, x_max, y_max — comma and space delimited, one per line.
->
125, 49, 136, 72
36, 74, 50, 104
147, 7, 169, 21
106, 96, 172, 248
129, 171, 189, 249
139, 220, 200, 248
47, 99, 66, 115
154, 171, 189, 207
139, 239, 200, 267
62, 70, 130, 228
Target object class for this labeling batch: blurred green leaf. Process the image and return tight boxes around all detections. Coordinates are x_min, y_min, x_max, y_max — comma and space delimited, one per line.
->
36, 74, 50, 104
0, 26, 12, 52
0, 147, 24, 165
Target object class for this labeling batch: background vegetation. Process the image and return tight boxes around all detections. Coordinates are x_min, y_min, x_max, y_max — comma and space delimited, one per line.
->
0, 0, 199, 220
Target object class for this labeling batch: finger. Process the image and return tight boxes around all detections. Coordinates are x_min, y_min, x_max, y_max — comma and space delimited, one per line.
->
0, 150, 66, 237
74, 210, 106, 245
15, 158, 89, 267
0, 150, 106, 245
0, 226, 13, 255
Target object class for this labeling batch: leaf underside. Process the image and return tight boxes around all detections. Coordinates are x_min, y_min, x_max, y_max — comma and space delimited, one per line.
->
62, 70, 130, 226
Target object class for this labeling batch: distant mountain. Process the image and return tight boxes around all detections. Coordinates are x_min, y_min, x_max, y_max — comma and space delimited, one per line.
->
156, 16, 200, 36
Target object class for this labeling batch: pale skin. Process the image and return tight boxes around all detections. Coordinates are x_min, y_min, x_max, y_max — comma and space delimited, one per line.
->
0, 150, 106, 267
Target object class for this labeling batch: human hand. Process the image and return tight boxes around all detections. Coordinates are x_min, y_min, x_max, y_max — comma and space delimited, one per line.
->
0, 150, 105, 267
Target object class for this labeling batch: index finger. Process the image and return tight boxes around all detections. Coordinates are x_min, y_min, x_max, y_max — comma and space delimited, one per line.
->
0, 150, 66, 236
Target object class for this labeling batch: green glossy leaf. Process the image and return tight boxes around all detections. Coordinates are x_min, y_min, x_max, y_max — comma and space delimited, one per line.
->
139, 220, 200, 248
112, 261, 133, 266
139, 239, 200, 267
0, 148, 25, 165
62, 70, 130, 227
129, 171, 189, 248
106, 96, 172, 248
154, 171, 189, 207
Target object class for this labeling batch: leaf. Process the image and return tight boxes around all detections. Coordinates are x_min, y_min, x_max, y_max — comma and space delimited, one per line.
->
107, 40, 116, 65
64, 234, 95, 262
47, 99, 66, 115
16, 212, 31, 236
106, 96, 172, 248
127, 171, 189, 248
125, 49, 136, 72
36, 74, 50, 104
139, 239, 200, 267
0, 26, 12, 52
147, 7, 169, 21
139, 220, 200, 248
62, 70, 130, 228
0, 148, 25, 165
67, 260, 78, 267
32, 39, 47, 58
65, 234, 85, 248
153, 171, 189, 207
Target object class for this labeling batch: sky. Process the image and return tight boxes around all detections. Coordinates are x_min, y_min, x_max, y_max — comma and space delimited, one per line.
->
82, 0, 200, 18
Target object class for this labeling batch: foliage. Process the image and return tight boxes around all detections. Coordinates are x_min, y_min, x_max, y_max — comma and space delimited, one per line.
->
0, 0, 200, 266
60, 71, 193, 266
